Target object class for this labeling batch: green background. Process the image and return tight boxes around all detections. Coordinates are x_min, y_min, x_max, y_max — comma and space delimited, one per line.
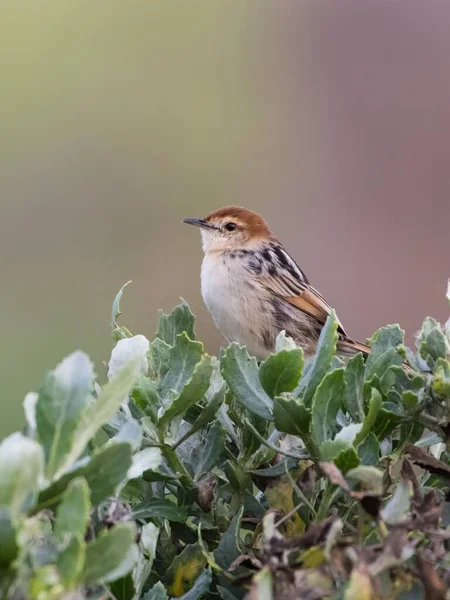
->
1, 1, 449, 435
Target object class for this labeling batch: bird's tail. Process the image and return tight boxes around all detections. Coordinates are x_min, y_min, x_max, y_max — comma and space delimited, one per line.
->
338, 337, 370, 356
338, 336, 415, 374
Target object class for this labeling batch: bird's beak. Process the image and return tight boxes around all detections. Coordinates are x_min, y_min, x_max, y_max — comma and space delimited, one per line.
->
183, 218, 217, 230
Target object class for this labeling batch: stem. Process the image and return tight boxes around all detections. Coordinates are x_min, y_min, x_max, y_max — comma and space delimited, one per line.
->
244, 420, 309, 461
162, 445, 195, 488
316, 485, 341, 521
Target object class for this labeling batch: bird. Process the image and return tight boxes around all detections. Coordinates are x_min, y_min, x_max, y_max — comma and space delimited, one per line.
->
184, 206, 370, 361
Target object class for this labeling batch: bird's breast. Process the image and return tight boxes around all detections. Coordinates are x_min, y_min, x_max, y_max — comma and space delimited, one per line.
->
200, 253, 270, 357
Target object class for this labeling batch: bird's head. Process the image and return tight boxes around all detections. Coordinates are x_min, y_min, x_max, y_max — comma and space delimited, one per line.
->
183, 206, 274, 253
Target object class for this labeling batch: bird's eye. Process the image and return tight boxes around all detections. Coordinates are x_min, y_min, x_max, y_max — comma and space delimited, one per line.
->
224, 222, 236, 231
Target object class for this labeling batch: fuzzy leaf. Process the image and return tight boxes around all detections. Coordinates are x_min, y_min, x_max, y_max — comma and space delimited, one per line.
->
365, 348, 404, 384
39, 442, 132, 507
214, 507, 244, 569
111, 280, 133, 340
132, 377, 160, 422
372, 403, 404, 441
344, 353, 365, 422
194, 422, 225, 481
354, 388, 382, 446
54, 477, 90, 539
275, 330, 298, 352
365, 325, 404, 373
57, 535, 85, 588
165, 542, 207, 597
381, 481, 412, 524
143, 581, 168, 600
0, 433, 44, 515
311, 368, 345, 446
259, 348, 304, 398
149, 338, 171, 380
0, 508, 18, 567
432, 358, 450, 397
158, 356, 213, 429
357, 433, 379, 466
108, 335, 149, 380
132, 522, 160, 599
132, 499, 188, 523
221, 344, 273, 420
160, 333, 204, 397
36, 351, 94, 478
55, 358, 139, 478
177, 568, 212, 600
273, 394, 311, 438
155, 299, 195, 346
83, 523, 137, 585
419, 317, 447, 363
299, 311, 339, 407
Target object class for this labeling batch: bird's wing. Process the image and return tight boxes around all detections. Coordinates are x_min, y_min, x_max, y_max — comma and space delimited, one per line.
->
251, 243, 348, 336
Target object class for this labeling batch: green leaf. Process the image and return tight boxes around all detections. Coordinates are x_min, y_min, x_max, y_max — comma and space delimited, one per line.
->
176, 380, 226, 447
143, 581, 168, 600
127, 447, 163, 482
357, 433, 379, 466
132, 376, 160, 421
55, 357, 139, 478
273, 394, 310, 437
0, 508, 18, 566
372, 403, 404, 441
109, 417, 142, 451
0, 433, 44, 515
36, 351, 95, 478
39, 442, 132, 507
432, 357, 450, 397
221, 344, 273, 420
133, 522, 160, 599
224, 461, 250, 493
275, 330, 298, 352
160, 333, 204, 398
250, 458, 298, 478
248, 567, 273, 600
365, 325, 404, 373
353, 388, 382, 446
149, 338, 171, 380
54, 478, 90, 539
108, 335, 149, 380
165, 542, 207, 597
214, 507, 244, 570
396, 420, 424, 452
419, 317, 447, 363
132, 498, 188, 523
311, 368, 345, 446
195, 422, 225, 481
83, 523, 137, 585
259, 348, 304, 398
335, 446, 360, 473
381, 481, 412, 524
299, 311, 339, 407
319, 439, 360, 473
155, 299, 195, 346
217, 586, 240, 600
319, 439, 348, 461
111, 280, 133, 341
364, 348, 404, 382
159, 356, 213, 429
347, 466, 384, 495
344, 353, 365, 422
57, 535, 86, 588
177, 567, 212, 600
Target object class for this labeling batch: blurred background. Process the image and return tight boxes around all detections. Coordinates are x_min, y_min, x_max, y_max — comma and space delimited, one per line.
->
1, 1, 449, 436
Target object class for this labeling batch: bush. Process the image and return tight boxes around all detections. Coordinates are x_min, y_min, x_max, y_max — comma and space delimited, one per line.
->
1, 282, 450, 600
